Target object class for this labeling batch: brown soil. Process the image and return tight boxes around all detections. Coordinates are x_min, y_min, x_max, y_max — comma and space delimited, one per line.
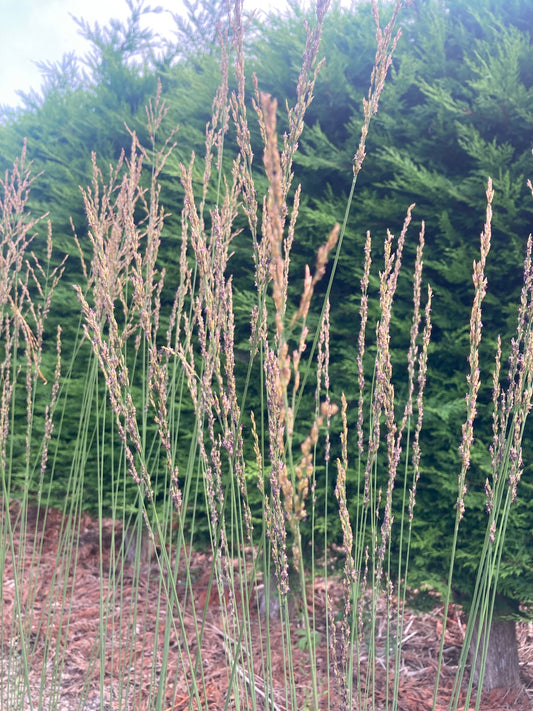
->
2, 504, 532, 710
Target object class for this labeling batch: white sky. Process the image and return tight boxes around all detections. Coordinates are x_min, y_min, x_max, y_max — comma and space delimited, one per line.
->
0, 0, 291, 109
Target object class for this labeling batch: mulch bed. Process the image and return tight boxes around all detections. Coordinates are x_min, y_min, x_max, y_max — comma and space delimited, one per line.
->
1, 503, 532, 710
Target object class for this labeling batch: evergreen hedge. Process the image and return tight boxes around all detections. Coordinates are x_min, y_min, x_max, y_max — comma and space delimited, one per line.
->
1, 0, 532, 619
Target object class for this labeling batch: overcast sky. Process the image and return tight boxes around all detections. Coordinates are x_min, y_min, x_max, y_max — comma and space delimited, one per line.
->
0, 0, 290, 109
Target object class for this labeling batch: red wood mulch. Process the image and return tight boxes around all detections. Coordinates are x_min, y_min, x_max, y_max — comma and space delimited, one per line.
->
1, 503, 532, 710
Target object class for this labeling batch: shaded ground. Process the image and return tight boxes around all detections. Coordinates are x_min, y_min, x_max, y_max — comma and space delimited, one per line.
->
1, 504, 532, 710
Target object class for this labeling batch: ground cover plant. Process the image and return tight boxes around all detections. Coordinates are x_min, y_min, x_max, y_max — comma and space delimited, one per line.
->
1, 0, 533, 709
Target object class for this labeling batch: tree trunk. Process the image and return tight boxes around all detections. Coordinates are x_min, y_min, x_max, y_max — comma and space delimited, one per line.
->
469, 614, 521, 691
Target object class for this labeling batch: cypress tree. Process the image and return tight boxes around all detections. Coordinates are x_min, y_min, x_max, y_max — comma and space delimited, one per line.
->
261, 0, 533, 688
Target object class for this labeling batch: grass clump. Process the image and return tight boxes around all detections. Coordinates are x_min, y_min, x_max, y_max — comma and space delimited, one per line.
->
0, 1, 532, 710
